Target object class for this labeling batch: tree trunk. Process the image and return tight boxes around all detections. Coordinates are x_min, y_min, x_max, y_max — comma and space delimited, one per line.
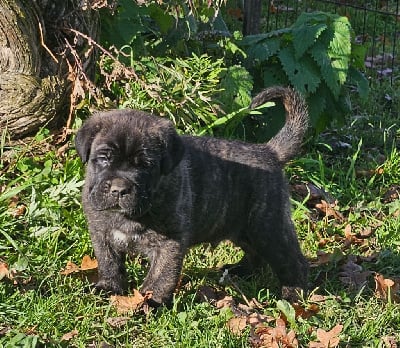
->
243, 0, 262, 35
0, 0, 100, 139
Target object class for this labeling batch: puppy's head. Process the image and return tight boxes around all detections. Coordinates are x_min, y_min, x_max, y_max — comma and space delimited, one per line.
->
76, 109, 184, 217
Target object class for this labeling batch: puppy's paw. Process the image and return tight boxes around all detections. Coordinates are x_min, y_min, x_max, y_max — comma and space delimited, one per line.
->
91, 279, 126, 296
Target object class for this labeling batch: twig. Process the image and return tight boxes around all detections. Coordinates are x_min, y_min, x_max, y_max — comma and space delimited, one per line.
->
37, 19, 59, 64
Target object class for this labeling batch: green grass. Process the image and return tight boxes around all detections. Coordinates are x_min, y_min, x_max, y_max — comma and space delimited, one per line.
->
1, 80, 399, 347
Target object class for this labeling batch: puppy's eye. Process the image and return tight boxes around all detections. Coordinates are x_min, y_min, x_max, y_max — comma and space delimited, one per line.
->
94, 155, 110, 167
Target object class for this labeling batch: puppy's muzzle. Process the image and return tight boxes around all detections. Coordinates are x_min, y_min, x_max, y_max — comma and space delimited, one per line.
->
110, 178, 132, 198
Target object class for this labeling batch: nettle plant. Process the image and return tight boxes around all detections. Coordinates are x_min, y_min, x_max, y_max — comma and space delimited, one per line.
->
239, 11, 369, 132
99, 2, 368, 139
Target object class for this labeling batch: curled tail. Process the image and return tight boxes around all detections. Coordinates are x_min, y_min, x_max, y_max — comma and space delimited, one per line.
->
251, 86, 308, 164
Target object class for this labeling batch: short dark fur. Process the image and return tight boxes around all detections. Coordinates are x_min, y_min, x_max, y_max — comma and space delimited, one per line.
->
76, 86, 309, 305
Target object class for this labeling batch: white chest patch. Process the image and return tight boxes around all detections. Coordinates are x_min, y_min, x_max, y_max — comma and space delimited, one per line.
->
111, 229, 128, 245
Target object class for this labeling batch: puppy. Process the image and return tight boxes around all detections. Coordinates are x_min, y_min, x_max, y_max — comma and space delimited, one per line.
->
75, 86, 309, 306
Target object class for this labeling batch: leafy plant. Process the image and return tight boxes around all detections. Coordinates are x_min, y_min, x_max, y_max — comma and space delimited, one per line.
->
239, 11, 369, 132
99, 52, 253, 136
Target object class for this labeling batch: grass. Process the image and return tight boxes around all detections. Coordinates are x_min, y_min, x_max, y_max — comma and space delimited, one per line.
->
1, 79, 399, 348
1, 70, 400, 348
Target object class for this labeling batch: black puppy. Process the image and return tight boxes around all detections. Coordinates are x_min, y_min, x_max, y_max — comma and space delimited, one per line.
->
75, 86, 309, 305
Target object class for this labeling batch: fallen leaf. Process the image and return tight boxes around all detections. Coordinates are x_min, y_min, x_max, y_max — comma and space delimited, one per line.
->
227, 316, 247, 335
60, 261, 80, 275
310, 324, 343, 348
310, 249, 344, 267
309, 294, 328, 303
252, 318, 298, 348
215, 295, 235, 309
293, 303, 319, 319
110, 289, 153, 314
0, 326, 11, 336
381, 335, 398, 348
60, 256, 98, 283
338, 257, 372, 290
343, 224, 366, 247
11, 205, 27, 218
61, 329, 78, 341
374, 273, 400, 303
382, 185, 400, 203
315, 200, 344, 222
0, 263, 9, 280
80, 255, 98, 270
356, 226, 374, 239
247, 312, 275, 327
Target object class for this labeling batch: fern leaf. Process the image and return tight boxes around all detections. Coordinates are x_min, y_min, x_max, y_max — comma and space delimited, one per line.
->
278, 46, 321, 94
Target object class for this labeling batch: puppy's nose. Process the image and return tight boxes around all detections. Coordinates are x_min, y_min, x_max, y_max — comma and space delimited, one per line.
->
110, 178, 131, 197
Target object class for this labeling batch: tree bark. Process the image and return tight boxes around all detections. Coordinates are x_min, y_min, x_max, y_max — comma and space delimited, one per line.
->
0, 0, 99, 139
243, 0, 262, 35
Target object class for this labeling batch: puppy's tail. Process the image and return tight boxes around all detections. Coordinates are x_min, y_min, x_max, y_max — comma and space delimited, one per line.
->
251, 86, 308, 164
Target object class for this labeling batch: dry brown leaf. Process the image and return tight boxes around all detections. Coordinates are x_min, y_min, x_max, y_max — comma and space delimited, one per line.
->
60, 255, 98, 275
381, 335, 398, 348
60, 261, 80, 275
61, 329, 78, 341
252, 318, 298, 348
310, 251, 331, 267
310, 324, 343, 348
11, 205, 27, 218
315, 200, 344, 222
343, 224, 366, 247
0, 263, 9, 280
310, 250, 344, 268
293, 303, 319, 319
80, 255, 98, 270
110, 289, 153, 314
357, 226, 374, 239
338, 257, 372, 290
215, 295, 235, 309
382, 185, 400, 203
227, 316, 247, 335
374, 273, 400, 303
247, 312, 275, 327
309, 294, 328, 303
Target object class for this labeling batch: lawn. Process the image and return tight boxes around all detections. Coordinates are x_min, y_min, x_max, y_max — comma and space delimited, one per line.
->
0, 78, 399, 347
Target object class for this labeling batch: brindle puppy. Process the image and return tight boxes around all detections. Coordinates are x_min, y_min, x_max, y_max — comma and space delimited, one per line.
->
75, 86, 309, 306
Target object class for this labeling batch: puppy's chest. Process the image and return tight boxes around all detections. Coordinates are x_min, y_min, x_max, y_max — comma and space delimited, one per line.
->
105, 223, 161, 255
109, 228, 137, 249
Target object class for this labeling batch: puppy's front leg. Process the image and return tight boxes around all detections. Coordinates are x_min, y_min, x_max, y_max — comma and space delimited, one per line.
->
90, 228, 128, 294
140, 239, 184, 306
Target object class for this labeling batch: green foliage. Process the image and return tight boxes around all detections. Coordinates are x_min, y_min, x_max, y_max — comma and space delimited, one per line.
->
98, 3, 369, 139
240, 12, 369, 132
99, 51, 253, 136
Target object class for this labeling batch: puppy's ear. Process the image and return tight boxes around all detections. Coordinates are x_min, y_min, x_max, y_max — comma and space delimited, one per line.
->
75, 119, 101, 163
160, 125, 185, 175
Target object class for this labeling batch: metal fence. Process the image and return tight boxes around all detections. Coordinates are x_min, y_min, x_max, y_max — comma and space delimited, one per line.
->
263, 0, 399, 84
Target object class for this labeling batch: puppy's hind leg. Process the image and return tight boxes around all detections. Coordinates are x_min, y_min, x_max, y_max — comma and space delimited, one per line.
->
249, 217, 309, 301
